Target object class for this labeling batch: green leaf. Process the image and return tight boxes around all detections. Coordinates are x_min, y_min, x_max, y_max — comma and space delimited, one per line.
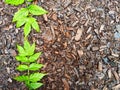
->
24, 40, 31, 50
14, 75, 28, 82
13, 8, 28, 22
17, 45, 26, 56
15, 56, 28, 63
29, 82, 43, 89
27, 0, 33, 2
17, 65, 29, 71
24, 22, 31, 37
28, 4, 48, 15
29, 63, 43, 71
27, 42, 35, 56
16, 17, 27, 28
32, 20, 40, 32
29, 52, 41, 62
5, 0, 25, 6
27, 17, 36, 24
30, 73, 46, 82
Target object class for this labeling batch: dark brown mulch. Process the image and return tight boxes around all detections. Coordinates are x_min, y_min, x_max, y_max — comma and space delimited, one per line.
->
0, 0, 120, 90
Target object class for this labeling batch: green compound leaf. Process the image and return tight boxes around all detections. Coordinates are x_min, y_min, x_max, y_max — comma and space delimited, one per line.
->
15, 56, 28, 63
5, 0, 25, 6
29, 82, 43, 89
29, 63, 43, 71
13, 8, 29, 22
28, 4, 48, 15
30, 73, 46, 82
17, 64, 29, 71
24, 22, 31, 37
16, 17, 27, 28
24, 40, 35, 56
32, 19, 40, 32
29, 52, 41, 62
26, 42, 35, 56
17, 45, 27, 56
14, 75, 28, 82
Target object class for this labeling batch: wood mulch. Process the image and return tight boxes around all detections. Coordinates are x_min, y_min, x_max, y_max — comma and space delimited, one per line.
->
0, 0, 120, 90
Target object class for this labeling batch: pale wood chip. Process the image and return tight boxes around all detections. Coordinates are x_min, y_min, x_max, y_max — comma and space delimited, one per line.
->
75, 28, 83, 41
98, 62, 102, 72
43, 14, 48, 21
103, 85, 108, 90
108, 69, 112, 79
86, 34, 92, 40
77, 50, 83, 57
112, 84, 120, 90
99, 24, 105, 32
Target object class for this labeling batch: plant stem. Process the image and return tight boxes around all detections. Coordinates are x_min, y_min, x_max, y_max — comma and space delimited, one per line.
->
27, 63, 30, 90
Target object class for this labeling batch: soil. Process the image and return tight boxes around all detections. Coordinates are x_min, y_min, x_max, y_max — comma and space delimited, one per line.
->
0, 0, 120, 90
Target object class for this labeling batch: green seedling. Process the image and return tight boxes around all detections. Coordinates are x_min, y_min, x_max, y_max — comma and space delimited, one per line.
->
5, 0, 48, 37
5, 0, 33, 5
13, 4, 48, 37
15, 40, 46, 90
5, 0, 48, 89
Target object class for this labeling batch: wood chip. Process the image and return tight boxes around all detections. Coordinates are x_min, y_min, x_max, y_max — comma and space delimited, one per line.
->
6, 67, 10, 74
112, 53, 119, 57
62, 78, 69, 90
92, 47, 99, 51
112, 84, 120, 90
112, 70, 120, 83
50, 25, 55, 39
108, 69, 112, 79
98, 62, 102, 72
77, 50, 83, 57
103, 85, 108, 90
43, 14, 48, 21
75, 28, 83, 41
99, 24, 105, 33
52, 13, 57, 21
8, 78, 12, 83
86, 34, 92, 40
87, 27, 92, 33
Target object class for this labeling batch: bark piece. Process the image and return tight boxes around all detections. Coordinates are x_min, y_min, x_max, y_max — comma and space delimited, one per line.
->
75, 28, 83, 41
62, 78, 69, 90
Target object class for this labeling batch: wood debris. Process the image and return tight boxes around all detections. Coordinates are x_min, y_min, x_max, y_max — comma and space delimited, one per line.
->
75, 28, 83, 41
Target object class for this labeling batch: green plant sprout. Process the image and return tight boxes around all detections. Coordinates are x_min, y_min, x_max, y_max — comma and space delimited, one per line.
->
13, 4, 47, 37
15, 40, 46, 90
5, 0, 48, 37
5, 0, 48, 89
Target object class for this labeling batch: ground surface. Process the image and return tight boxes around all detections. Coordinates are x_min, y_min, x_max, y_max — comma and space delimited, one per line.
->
0, 0, 120, 90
